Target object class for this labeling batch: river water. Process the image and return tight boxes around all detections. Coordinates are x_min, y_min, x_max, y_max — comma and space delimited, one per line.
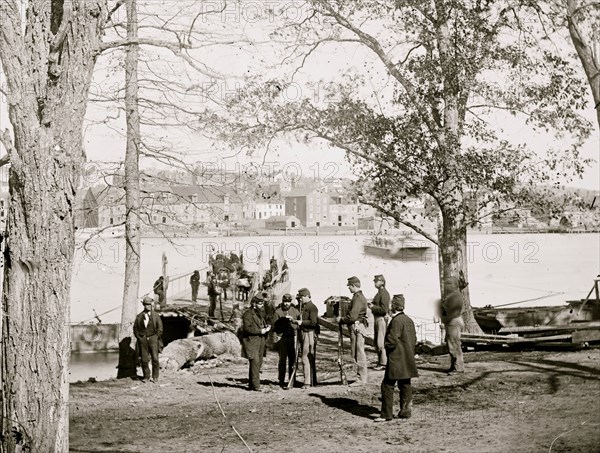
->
69, 232, 599, 382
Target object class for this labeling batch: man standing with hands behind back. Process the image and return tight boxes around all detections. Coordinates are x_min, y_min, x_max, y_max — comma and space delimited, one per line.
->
374, 294, 418, 422
337, 276, 369, 386
133, 296, 163, 383
369, 274, 390, 371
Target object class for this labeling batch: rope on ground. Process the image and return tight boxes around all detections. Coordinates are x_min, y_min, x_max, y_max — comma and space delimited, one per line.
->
548, 418, 592, 453
208, 374, 253, 453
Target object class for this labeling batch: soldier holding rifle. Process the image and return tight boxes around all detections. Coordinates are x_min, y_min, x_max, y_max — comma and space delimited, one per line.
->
337, 276, 369, 387
291, 288, 319, 389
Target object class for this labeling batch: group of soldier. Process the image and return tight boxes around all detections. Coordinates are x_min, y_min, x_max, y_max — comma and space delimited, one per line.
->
238, 273, 466, 422
135, 269, 466, 423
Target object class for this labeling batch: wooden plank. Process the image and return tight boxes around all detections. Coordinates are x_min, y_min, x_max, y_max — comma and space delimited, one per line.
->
572, 329, 600, 344
463, 333, 519, 341
461, 334, 571, 345
499, 321, 600, 334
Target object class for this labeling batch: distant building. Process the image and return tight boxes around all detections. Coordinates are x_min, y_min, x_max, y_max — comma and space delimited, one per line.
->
78, 184, 244, 230
265, 215, 301, 230
79, 186, 126, 228
284, 187, 330, 227
254, 200, 285, 220
327, 191, 357, 227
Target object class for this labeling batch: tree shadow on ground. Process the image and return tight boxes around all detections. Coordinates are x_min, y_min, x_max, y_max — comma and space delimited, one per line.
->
418, 365, 450, 374
534, 358, 600, 376
308, 394, 379, 419
510, 360, 600, 381
196, 380, 248, 390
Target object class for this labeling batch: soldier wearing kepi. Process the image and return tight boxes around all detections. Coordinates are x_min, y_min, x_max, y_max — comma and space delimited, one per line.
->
292, 288, 319, 388
369, 274, 390, 371
439, 276, 465, 374
374, 294, 418, 422
242, 294, 271, 391
337, 276, 369, 386
271, 293, 300, 388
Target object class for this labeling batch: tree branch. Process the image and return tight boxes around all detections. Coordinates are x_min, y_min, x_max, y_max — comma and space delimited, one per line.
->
366, 200, 439, 245
98, 38, 225, 79
314, 1, 439, 136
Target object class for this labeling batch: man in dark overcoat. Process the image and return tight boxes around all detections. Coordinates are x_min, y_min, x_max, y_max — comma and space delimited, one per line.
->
374, 294, 418, 422
242, 294, 271, 391
271, 293, 300, 388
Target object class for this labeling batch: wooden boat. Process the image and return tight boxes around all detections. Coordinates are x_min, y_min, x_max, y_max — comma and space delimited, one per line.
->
473, 299, 600, 334
363, 235, 434, 261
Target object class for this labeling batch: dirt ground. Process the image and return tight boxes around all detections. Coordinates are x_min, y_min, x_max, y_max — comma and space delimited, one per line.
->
70, 333, 600, 453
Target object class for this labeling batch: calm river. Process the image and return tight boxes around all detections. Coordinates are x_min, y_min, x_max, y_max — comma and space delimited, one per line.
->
69, 232, 599, 382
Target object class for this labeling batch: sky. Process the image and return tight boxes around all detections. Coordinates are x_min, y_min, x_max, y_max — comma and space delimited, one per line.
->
1, 0, 599, 191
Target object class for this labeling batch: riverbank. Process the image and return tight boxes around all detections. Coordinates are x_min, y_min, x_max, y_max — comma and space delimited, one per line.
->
136, 226, 600, 239
69, 331, 600, 453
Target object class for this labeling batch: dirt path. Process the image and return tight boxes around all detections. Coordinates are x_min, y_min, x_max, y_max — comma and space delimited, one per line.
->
70, 337, 600, 453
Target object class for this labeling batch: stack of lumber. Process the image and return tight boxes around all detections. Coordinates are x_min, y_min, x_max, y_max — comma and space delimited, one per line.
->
462, 321, 600, 347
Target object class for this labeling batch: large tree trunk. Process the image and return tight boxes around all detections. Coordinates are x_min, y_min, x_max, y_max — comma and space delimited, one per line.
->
439, 209, 483, 334
566, 0, 600, 129
434, 7, 483, 335
0, 2, 106, 451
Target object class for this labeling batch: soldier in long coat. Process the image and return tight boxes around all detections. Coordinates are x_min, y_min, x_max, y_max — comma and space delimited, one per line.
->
375, 294, 418, 422
242, 294, 271, 391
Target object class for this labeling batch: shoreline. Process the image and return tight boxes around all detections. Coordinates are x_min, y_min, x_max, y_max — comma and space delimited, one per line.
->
135, 228, 600, 239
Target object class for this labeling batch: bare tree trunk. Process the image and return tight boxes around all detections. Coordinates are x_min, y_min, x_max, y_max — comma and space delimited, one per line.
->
120, 0, 142, 340
0, 2, 106, 451
117, 0, 142, 378
566, 0, 600, 128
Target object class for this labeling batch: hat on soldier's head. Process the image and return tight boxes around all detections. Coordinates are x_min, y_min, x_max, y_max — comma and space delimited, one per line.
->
347, 276, 361, 287
282, 293, 293, 302
374, 274, 386, 284
392, 294, 405, 311
251, 293, 265, 304
141, 296, 154, 305
297, 288, 311, 298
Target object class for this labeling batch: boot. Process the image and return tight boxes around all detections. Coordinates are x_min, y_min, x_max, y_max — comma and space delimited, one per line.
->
398, 401, 412, 419
398, 384, 413, 419
446, 356, 457, 373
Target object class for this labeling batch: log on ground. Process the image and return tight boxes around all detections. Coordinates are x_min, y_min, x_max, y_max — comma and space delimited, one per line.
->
160, 332, 241, 371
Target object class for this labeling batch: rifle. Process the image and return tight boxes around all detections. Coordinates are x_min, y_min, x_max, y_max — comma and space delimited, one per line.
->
337, 322, 348, 385
287, 300, 303, 390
